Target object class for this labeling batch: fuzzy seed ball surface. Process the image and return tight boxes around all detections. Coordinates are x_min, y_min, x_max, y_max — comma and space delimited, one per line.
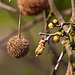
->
7, 36, 29, 58
17, 0, 48, 15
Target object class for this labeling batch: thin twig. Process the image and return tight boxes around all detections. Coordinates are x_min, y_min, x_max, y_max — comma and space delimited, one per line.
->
18, 12, 22, 38
43, 10, 67, 65
48, 41, 67, 65
43, 10, 48, 33
48, 0, 69, 31
52, 48, 66, 75
46, 12, 54, 21
39, 32, 59, 36
66, 27, 71, 33
0, 1, 17, 13
61, 8, 71, 16
0, 15, 43, 45
39, 32, 67, 65
43, 10, 60, 61
48, 0, 65, 23
70, 0, 75, 22
43, 10, 59, 63
56, 22, 75, 27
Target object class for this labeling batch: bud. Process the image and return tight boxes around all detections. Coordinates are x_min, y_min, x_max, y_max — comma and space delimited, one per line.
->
53, 19, 58, 24
35, 40, 45, 57
48, 23, 54, 28
53, 36, 60, 43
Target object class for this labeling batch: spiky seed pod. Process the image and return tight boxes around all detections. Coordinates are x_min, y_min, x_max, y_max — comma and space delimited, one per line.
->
7, 35, 29, 58
17, 0, 48, 15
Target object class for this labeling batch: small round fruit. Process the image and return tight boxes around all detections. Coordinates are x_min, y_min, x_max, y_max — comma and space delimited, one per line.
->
48, 23, 54, 28
53, 36, 60, 43
7, 35, 29, 58
53, 19, 58, 24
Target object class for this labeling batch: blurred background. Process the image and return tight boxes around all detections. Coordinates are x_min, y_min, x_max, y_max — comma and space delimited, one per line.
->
0, 0, 71, 75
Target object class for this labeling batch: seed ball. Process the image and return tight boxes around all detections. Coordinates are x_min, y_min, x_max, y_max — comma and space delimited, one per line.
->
17, 0, 49, 15
53, 36, 60, 43
7, 36, 29, 58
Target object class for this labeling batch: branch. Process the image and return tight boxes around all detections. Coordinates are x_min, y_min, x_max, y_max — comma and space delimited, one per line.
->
43, 10, 59, 60
70, 0, 75, 22
0, 15, 43, 45
48, 0, 65, 23
52, 48, 66, 75
63, 41, 74, 75
48, 41, 67, 65
43, 11, 67, 65
61, 8, 71, 16
0, 1, 17, 13
18, 12, 22, 38
39, 32, 68, 65
43, 10, 48, 32
48, 0, 69, 31
39, 32, 60, 36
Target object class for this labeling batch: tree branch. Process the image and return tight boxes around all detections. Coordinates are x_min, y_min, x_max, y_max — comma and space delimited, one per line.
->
48, 0, 65, 23
0, 1, 17, 13
61, 8, 71, 16
48, 0, 69, 31
52, 48, 66, 75
43, 11, 67, 65
43, 10, 48, 33
70, 0, 75, 22
43, 10, 59, 60
0, 15, 43, 45
39, 32, 60, 36
18, 12, 22, 38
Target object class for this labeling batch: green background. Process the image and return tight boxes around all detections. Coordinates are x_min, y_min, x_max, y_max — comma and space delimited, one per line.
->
0, 0, 71, 75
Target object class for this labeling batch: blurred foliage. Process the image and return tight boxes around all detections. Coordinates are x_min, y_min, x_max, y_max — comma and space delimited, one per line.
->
55, 0, 71, 10
0, 0, 71, 75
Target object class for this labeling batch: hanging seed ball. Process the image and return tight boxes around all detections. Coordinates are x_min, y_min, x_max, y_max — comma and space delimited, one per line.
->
17, 0, 49, 15
7, 35, 29, 58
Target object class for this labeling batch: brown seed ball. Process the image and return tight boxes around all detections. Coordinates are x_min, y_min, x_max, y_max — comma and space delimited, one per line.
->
17, 0, 49, 15
7, 36, 29, 58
